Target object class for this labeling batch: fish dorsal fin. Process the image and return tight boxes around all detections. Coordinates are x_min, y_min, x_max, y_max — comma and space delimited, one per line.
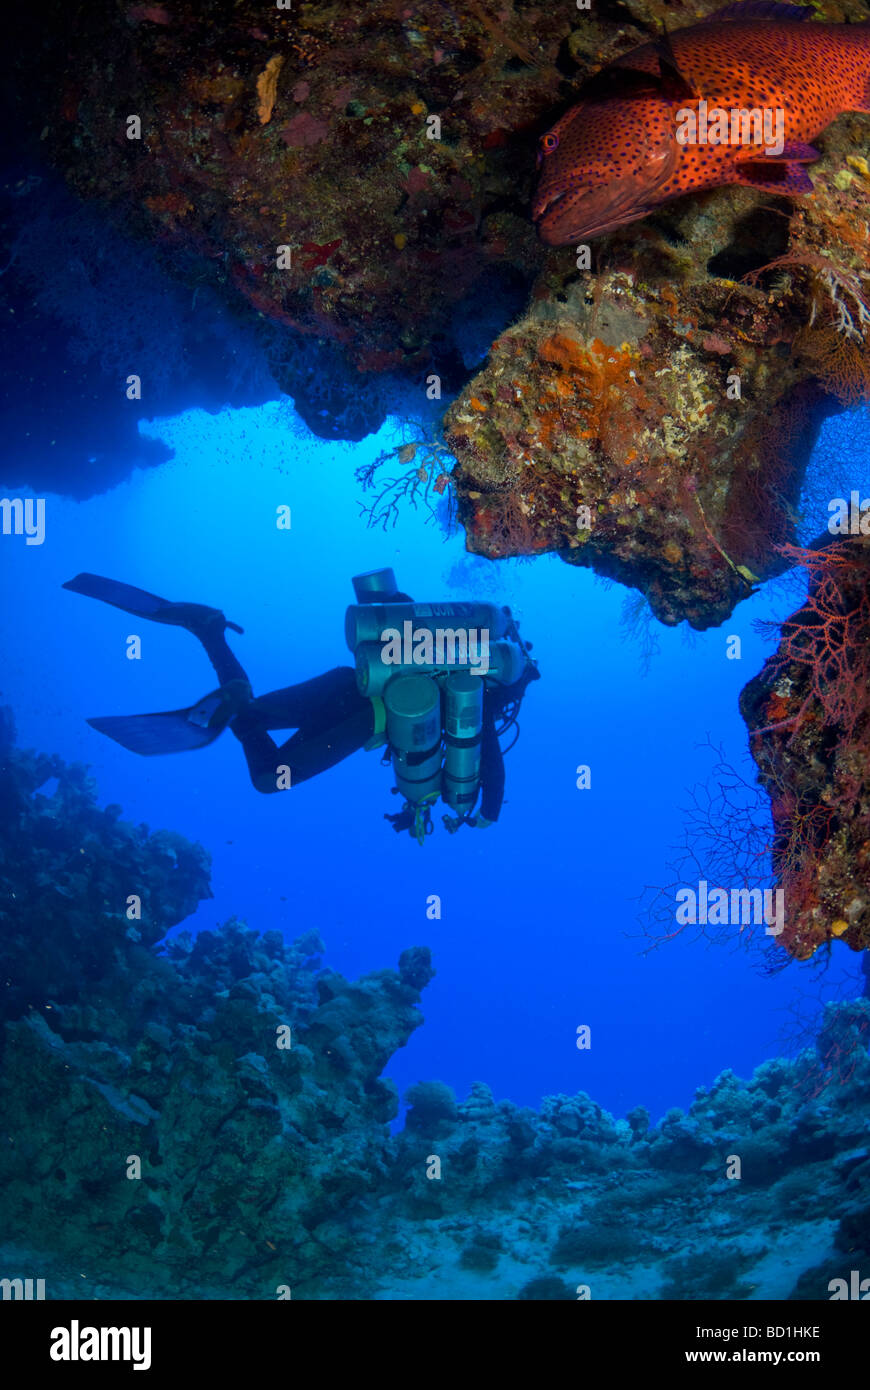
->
575, 64, 663, 103
709, 2, 814, 22
576, 26, 698, 103
654, 27, 699, 102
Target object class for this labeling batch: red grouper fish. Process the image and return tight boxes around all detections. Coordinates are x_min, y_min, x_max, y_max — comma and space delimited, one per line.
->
533, 0, 870, 245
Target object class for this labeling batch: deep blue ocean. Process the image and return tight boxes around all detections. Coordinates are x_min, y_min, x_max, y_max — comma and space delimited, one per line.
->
2, 394, 864, 1132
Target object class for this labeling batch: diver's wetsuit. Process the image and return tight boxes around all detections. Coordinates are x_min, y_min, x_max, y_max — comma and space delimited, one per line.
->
193, 593, 535, 818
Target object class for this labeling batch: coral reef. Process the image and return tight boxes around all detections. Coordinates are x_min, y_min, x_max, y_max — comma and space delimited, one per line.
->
7, 0, 564, 435
385, 1002, 870, 1300
2, 712, 869, 1300
0, 708, 212, 1021
5, 0, 866, 526
0, 710, 432, 1297
445, 111, 870, 626
740, 536, 870, 959
441, 2, 870, 626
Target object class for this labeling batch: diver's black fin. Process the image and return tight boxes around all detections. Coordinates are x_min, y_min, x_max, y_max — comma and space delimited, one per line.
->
87, 711, 224, 756
87, 686, 242, 756
63, 573, 243, 634
63, 572, 174, 617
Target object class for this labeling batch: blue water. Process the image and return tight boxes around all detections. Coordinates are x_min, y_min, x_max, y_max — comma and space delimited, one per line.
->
1, 398, 864, 1127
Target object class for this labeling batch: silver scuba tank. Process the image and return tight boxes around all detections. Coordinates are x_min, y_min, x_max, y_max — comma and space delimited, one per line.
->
344, 600, 509, 651
442, 671, 484, 814
351, 568, 398, 603
383, 674, 443, 806
354, 632, 527, 696
355, 640, 481, 697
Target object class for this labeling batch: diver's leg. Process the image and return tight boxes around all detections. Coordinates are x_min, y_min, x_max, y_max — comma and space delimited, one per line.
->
230, 668, 374, 793
227, 725, 284, 793
276, 704, 375, 783
240, 668, 365, 729
191, 613, 252, 688
231, 710, 374, 793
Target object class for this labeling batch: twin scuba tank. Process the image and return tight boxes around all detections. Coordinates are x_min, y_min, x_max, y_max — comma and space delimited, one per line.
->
346, 568, 527, 816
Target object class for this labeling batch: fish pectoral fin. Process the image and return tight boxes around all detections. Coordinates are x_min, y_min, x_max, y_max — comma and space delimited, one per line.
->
733, 159, 815, 194
734, 141, 820, 164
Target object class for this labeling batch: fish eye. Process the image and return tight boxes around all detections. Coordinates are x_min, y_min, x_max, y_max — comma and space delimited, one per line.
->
541, 133, 560, 153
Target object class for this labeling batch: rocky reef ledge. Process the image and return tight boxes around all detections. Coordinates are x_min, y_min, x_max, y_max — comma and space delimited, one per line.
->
741, 535, 870, 960
1, 710, 868, 1299
9, 0, 869, 616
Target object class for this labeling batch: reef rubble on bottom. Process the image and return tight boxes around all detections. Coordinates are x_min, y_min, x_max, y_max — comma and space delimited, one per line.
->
1, 709, 868, 1301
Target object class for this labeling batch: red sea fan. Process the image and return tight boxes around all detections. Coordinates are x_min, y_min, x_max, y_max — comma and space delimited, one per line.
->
752, 537, 870, 745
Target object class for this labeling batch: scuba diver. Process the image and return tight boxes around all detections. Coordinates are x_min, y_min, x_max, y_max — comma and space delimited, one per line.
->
63, 568, 539, 843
